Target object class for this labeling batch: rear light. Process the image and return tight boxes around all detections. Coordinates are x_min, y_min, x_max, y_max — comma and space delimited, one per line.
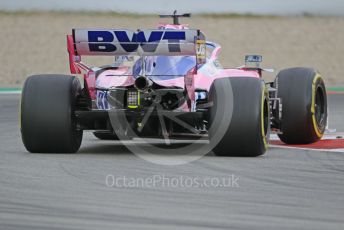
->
127, 90, 140, 109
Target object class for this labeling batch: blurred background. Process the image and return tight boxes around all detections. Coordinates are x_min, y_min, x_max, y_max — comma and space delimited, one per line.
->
2, 0, 344, 15
0, 0, 343, 86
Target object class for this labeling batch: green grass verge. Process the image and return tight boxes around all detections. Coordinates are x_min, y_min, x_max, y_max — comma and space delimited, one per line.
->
327, 87, 344, 92
0, 88, 22, 92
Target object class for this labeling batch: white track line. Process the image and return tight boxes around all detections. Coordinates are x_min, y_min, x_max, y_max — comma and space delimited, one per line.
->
269, 144, 344, 153
270, 133, 344, 141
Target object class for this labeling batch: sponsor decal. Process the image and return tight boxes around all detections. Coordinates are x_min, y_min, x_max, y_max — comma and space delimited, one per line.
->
196, 39, 206, 64
88, 30, 186, 53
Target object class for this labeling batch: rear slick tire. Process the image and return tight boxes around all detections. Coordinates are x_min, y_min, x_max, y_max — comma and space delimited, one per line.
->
20, 75, 83, 153
209, 77, 269, 157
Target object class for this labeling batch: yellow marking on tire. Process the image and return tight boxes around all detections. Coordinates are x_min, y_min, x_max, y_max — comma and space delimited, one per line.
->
261, 85, 268, 149
311, 74, 323, 138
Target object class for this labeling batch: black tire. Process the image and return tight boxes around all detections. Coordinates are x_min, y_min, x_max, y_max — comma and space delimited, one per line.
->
209, 77, 269, 157
276, 67, 327, 144
20, 75, 83, 153
93, 131, 118, 140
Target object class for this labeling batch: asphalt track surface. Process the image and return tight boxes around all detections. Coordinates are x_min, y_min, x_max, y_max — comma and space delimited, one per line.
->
0, 94, 343, 230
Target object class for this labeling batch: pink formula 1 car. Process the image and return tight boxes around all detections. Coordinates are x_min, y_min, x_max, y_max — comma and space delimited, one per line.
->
20, 12, 327, 156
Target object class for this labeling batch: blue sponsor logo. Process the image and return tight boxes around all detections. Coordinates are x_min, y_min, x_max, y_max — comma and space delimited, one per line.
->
88, 31, 186, 53
96, 90, 109, 110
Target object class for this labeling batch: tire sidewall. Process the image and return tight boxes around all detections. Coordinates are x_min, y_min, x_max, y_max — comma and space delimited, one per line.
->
21, 75, 82, 153
209, 77, 269, 157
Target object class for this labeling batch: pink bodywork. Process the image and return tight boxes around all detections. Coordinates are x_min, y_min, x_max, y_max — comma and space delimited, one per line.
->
67, 24, 260, 105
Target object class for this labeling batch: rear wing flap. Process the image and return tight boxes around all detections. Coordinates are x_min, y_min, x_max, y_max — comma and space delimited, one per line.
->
71, 29, 204, 56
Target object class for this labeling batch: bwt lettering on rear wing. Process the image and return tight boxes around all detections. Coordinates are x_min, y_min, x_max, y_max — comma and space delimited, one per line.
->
72, 29, 205, 56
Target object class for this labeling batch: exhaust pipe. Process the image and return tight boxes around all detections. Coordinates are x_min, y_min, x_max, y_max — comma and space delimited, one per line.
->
134, 76, 153, 91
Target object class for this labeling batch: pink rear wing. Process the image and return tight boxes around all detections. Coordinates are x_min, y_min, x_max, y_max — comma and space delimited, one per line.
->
67, 29, 205, 74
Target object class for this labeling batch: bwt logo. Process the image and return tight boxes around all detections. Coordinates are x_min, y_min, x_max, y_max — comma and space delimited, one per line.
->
88, 31, 186, 53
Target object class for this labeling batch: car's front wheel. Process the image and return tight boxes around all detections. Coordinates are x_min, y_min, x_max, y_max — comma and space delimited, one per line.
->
275, 67, 327, 144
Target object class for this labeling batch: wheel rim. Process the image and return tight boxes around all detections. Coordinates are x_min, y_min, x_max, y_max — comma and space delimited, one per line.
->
263, 98, 269, 137
315, 85, 326, 128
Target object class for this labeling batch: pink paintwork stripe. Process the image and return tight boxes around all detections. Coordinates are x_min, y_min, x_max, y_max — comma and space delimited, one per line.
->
327, 91, 344, 95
